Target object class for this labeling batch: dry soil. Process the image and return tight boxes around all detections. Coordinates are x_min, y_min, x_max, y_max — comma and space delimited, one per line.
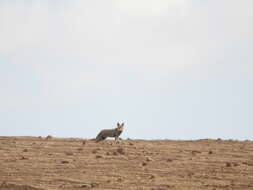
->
0, 137, 253, 190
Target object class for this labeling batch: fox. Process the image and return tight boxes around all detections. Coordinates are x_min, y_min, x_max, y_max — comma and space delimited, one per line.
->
95, 123, 124, 142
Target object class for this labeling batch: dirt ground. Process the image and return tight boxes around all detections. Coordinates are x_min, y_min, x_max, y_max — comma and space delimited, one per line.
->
0, 137, 253, 190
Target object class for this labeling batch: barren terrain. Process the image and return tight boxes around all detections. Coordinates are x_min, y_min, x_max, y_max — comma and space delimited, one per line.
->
1, 137, 253, 190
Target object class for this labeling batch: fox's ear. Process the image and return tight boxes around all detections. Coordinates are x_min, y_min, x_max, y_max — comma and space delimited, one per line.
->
117, 122, 120, 127
121, 123, 124, 127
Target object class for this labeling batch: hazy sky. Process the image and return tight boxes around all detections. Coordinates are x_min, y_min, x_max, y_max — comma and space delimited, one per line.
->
0, 0, 252, 140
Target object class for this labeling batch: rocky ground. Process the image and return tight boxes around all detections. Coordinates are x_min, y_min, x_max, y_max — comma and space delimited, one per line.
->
0, 136, 253, 190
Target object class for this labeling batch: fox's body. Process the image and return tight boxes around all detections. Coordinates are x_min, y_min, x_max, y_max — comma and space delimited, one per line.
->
96, 123, 124, 142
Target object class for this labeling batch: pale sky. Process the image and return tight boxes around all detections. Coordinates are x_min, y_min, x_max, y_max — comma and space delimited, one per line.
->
0, 0, 252, 140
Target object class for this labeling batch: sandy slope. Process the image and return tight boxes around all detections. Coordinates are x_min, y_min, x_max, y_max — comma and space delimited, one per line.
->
0, 137, 253, 190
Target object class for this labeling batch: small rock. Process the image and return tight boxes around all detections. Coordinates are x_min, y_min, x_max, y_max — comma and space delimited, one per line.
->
192, 150, 201, 154
149, 175, 155, 179
146, 157, 153, 162
61, 160, 69, 164
113, 151, 118, 156
226, 162, 232, 167
188, 172, 194, 177
116, 147, 125, 155
117, 177, 123, 182
1, 181, 7, 185
208, 151, 213, 154
90, 183, 98, 188
142, 162, 147, 166
65, 152, 74, 156
23, 149, 28, 152
96, 155, 103, 159
46, 135, 52, 139
80, 184, 90, 188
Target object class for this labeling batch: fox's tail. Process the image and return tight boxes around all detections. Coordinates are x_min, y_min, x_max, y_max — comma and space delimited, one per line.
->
96, 132, 101, 139
95, 132, 106, 142
89, 138, 100, 143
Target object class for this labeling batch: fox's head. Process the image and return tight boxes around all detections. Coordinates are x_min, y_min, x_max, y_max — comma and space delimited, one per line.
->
117, 122, 124, 132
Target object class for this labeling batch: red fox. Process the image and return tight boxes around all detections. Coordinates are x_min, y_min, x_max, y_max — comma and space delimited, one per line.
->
95, 123, 124, 142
